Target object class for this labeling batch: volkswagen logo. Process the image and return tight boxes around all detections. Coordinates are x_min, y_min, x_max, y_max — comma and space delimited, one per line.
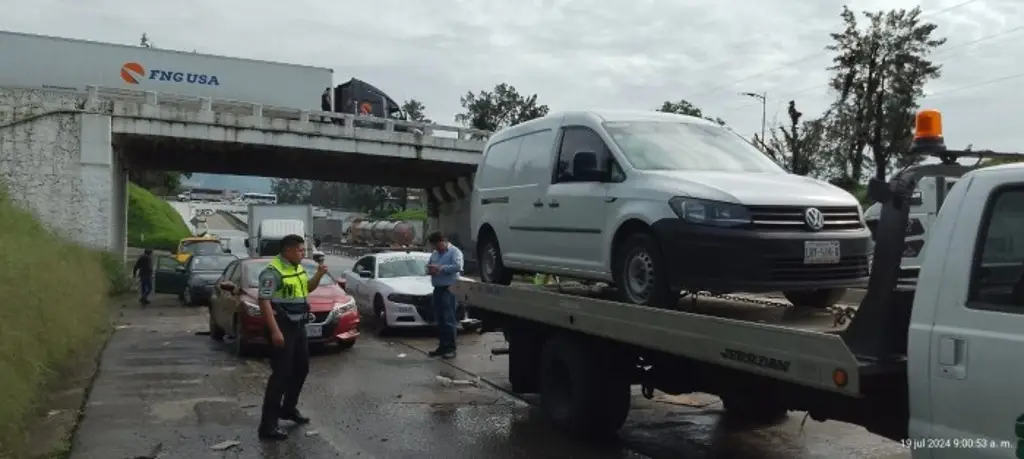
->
804, 207, 825, 231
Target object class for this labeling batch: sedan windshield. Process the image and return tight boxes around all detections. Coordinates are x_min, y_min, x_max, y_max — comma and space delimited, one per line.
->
244, 261, 337, 288
377, 257, 429, 278
191, 255, 235, 272
603, 121, 784, 173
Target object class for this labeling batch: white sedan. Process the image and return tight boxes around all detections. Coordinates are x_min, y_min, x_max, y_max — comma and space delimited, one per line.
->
341, 251, 479, 332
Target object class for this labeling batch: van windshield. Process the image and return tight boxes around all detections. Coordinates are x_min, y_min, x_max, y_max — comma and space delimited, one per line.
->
603, 121, 784, 173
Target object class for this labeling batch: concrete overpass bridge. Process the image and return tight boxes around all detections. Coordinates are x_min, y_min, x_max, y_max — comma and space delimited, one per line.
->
0, 85, 489, 260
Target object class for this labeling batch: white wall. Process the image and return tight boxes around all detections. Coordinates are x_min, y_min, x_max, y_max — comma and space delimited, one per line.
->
0, 89, 119, 257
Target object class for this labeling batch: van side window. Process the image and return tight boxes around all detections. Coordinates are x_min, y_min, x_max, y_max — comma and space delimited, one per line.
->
478, 137, 523, 188
554, 127, 613, 183
967, 187, 1024, 312
511, 129, 556, 185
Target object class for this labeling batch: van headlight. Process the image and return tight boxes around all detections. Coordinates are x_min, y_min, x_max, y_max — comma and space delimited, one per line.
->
669, 197, 751, 227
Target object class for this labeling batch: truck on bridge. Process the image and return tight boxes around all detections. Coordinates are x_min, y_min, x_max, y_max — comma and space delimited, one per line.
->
455, 110, 1024, 455
0, 30, 334, 110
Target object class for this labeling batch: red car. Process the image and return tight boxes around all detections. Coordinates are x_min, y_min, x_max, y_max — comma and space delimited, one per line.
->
208, 257, 359, 356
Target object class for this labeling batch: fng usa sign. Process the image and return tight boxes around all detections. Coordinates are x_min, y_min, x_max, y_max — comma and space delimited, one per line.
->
120, 62, 221, 86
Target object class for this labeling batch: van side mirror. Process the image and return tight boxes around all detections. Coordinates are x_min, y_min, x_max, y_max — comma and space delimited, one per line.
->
572, 151, 604, 181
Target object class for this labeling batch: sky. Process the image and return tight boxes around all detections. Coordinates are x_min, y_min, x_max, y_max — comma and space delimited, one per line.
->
3, 0, 1023, 190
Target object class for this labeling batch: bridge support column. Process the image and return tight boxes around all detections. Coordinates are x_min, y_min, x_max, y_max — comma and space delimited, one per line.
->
0, 103, 120, 257
426, 175, 476, 272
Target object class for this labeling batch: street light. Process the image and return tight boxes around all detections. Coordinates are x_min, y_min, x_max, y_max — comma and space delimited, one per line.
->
739, 92, 767, 145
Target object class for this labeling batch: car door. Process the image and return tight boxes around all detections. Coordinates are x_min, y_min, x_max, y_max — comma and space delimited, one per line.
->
212, 261, 238, 328
154, 255, 187, 294
926, 179, 1024, 457
539, 126, 613, 273
349, 256, 376, 312
504, 129, 557, 266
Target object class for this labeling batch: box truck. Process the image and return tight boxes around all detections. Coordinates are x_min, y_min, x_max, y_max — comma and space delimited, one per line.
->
0, 30, 333, 109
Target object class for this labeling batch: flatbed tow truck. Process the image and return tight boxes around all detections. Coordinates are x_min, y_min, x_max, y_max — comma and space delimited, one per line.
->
453, 110, 1024, 458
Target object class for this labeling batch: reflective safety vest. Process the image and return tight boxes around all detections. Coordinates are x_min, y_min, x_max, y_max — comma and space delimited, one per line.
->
267, 256, 310, 316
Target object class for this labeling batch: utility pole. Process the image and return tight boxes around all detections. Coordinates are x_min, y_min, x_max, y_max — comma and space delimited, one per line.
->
739, 92, 766, 145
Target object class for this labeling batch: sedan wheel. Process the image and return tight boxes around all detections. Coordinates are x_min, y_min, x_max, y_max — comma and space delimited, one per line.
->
183, 287, 193, 307
233, 318, 252, 358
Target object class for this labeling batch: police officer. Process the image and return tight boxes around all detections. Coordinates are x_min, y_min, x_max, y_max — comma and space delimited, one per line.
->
257, 234, 329, 440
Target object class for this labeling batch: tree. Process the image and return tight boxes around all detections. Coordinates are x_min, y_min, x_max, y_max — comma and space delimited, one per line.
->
401, 99, 430, 123
455, 83, 549, 132
271, 179, 311, 204
824, 6, 945, 183
657, 99, 726, 126
760, 101, 827, 176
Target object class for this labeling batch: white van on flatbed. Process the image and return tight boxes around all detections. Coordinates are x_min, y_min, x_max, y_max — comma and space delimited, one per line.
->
456, 110, 1024, 457
470, 110, 871, 309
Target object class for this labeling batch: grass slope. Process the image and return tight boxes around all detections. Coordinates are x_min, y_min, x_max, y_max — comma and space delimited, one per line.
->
0, 186, 125, 457
127, 182, 191, 252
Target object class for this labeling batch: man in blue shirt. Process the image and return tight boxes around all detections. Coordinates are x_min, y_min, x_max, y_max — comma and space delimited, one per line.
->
426, 231, 463, 359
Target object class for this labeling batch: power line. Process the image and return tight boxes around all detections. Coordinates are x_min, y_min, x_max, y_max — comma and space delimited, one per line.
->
688, 0, 985, 100
924, 71, 1024, 99
718, 23, 1024, 114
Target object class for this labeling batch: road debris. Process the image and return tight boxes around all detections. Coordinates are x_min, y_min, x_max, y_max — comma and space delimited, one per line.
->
209, 440, 241, 451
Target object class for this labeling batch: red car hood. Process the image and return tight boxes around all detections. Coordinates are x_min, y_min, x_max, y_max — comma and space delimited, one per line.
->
242, 285, 353, 312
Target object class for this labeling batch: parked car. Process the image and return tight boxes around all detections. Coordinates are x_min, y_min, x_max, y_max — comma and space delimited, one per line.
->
341, 251, 479, 333
177, 254, 237, 306
208, 257, 359, 356
470, 109, 871, 309
174, 235, 226, 264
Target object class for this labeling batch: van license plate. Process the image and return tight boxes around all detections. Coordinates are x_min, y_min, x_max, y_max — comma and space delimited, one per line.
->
804, 241, 841, 264
305, 324, 323, 338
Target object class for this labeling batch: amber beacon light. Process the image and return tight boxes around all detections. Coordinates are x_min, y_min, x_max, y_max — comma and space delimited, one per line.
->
910, 109, 946, 154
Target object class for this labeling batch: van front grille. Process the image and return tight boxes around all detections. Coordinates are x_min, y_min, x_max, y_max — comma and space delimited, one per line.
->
749, 206, 863, 231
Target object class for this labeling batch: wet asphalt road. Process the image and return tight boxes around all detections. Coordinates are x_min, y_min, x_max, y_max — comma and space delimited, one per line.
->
74, 253, 909, 458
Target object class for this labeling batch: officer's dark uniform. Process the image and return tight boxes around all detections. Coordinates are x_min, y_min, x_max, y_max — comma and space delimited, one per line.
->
258, 255, 312, 436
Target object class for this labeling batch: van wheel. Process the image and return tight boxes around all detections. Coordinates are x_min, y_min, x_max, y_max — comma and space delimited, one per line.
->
613, 232, 678, 309
784, 288, 846, 309
478, 234, 513, 285
540, 334, 631, 439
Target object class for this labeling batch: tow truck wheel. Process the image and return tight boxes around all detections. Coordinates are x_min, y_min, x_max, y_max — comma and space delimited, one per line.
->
783, 288, 847, 309
505, 326, 543, 393
613, 232, 678, 309
478, 234, 513, 285
539, 334, 631, 439
722, 392, 788, 424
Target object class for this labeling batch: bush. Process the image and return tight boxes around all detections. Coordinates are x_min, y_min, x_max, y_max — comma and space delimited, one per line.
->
127, 182, 191, 252
0, 186, 113, 456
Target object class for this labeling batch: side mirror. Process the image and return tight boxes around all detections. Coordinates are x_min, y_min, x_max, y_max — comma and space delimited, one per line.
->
571, 151, 604, 181
219, 281, 236, 292
358, 270, 373, 279
244, 239, 250, 248
175, 265, 187, 273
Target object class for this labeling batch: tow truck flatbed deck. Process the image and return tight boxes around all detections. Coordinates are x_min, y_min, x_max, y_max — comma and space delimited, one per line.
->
454, 281, 888, 397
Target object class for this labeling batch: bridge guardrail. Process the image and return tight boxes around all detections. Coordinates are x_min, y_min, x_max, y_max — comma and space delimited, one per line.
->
6, 84, 493, 142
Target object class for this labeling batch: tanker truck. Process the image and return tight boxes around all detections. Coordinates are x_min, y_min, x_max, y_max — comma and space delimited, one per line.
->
346, 219, 421, 247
